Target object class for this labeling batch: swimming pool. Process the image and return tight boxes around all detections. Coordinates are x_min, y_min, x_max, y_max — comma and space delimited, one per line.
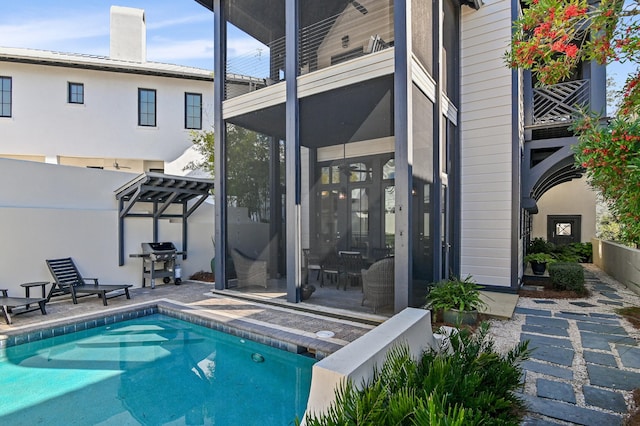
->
0, 314, 316, 425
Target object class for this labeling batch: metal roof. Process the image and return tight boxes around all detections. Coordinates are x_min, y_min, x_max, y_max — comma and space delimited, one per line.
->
115, 173, 214, 265
0, 47, 214, 81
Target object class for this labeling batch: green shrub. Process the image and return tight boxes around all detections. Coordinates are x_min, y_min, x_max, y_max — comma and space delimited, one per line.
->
302, 323, 530, 426
567, 242, 592, 263
426, 275, 486, 312
549, 262, 586, 294
528, 237, 555, 254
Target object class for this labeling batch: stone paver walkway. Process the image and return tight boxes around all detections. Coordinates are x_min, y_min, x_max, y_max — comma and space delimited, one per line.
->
490, 265, 640, 426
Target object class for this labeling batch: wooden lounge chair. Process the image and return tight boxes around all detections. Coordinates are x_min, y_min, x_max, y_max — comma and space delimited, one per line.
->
46, 257, 132, 306
0, 289, 47, 325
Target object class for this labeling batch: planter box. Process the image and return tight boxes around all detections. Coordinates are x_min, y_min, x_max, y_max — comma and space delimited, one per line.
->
592, 238, 640, 297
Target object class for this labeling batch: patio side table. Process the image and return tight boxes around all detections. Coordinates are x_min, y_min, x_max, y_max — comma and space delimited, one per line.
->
20, 281, 49, 308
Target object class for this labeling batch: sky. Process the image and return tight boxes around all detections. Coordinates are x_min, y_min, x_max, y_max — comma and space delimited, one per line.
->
0, 0, 635, 102
0, 0, 217, 69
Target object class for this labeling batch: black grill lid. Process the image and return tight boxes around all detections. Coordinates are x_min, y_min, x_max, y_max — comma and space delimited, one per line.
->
142, 242, 177, 252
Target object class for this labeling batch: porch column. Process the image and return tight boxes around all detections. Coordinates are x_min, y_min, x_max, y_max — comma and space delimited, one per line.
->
394, 0, 412, 312
285, 0, 302, 302
213, 0, 227, 290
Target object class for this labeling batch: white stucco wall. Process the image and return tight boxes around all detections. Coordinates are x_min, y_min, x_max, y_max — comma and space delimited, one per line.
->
531, 177, 597, 242
459, 0, 514, 287
0, 60, 213, 163
0, 159, 214, 296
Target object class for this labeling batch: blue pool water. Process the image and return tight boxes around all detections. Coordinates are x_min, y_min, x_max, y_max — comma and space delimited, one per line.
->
0, 314, 316, 425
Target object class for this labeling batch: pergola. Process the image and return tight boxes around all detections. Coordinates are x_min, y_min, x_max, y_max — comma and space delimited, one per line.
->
114, 173, 214, 265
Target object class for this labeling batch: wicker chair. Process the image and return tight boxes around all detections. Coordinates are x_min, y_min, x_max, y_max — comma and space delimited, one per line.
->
361, 257, 394, 313
230, 248, 268, 288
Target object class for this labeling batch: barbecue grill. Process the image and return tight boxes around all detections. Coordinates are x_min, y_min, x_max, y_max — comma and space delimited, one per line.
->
134, 242, 182, 288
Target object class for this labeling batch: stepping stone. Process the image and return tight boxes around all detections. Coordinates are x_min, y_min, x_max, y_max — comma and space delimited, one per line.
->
580, 332, 637, 350
522, 333, 573, 349
616, 345, 640, 369
529, 345, 575, 367
583, 350, 617, 367
515, 307, 552, 317
534, 300, 557, 304
569, 301, 596, 307
555, 311, 589, 320
597, 299, 623, 306
522, 324, 569, 337
600, 291, 623, 300
521, 417, 564, 426
591, 313, 619, 319
520, 394, 622, 426
536, 378, 576, 404
556, 312, 620, 325
587, 364, 640, 391
577, 321, 627, 336
526, 316, 569, 329
582, 385, 628, 413
593, 284, 616, 292
521, 360, 573, 380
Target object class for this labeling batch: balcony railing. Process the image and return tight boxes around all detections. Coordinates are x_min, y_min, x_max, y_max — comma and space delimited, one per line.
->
224, 2, 394, 99
532, 79, 590, 127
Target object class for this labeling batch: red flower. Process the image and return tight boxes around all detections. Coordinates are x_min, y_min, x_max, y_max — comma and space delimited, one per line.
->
564, 44, 579, 57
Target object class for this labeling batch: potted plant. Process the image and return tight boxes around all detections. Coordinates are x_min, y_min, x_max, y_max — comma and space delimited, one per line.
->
426, 275, 486, 325
301, 284, 316, 300
524, 252, 557, 275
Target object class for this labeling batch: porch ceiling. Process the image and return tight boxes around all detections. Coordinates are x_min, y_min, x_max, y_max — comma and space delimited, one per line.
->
193, 0, 347, 44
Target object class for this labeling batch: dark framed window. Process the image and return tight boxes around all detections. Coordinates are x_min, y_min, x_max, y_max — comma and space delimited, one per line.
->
1, 76, 11, 118
68, 82, 84, 104
138, 88, 156, 127
185, 92, 202, 129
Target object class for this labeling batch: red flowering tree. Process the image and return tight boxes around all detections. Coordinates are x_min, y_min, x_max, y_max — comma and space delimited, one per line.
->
507, 0, 640, 245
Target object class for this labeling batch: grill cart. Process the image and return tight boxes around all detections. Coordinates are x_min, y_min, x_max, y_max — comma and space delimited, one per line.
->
130, 242, 183, 288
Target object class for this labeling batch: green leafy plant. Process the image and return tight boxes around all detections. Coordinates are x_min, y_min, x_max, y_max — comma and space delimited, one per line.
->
524, 252, 557, 265
567, 242, 593, 263
426, 275, 486, 312
301, 323, 530, 426
528, 237, 555, 254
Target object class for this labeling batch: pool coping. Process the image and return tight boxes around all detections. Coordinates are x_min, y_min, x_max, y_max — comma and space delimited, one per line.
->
0, 298, 348, 358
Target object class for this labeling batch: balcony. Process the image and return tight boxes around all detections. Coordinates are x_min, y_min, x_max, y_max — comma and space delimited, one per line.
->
530, 79, 590, 129
224, 1, 394, 99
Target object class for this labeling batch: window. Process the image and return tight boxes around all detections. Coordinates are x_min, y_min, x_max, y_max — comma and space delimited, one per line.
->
138, 88, 156, 126
68, 82, 84, 104
185, 93, 202, 129
1, 77, 11, 117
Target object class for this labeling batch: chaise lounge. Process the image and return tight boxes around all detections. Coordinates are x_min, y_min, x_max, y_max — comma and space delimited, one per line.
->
0, 289, 47, 325
46, 257, 132, 306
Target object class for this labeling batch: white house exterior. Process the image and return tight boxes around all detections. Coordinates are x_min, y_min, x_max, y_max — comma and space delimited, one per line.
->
0, 6, 215, 173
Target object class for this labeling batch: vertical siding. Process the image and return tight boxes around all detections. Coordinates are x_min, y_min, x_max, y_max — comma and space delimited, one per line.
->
460, 0, 514, 287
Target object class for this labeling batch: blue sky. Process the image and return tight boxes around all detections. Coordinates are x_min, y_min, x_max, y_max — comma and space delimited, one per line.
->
0, 0, 634, 102
0, 0, 216, 69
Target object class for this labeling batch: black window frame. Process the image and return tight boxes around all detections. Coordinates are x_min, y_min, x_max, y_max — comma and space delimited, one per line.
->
185, 92, 203, 130
0, 76, 12, 118
68, 82, 84, 104
138, 88, 157, 127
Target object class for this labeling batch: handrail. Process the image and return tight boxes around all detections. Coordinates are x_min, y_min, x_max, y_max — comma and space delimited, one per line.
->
531, 79, 590, 127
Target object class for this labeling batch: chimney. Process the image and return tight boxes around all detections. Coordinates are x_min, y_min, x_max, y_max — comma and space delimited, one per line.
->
110, 6, 146, 62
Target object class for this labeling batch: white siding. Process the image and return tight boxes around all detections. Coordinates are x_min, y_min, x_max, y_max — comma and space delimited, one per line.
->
460, 0, 514, 287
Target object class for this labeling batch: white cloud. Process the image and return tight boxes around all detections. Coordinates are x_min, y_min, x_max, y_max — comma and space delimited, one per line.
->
147, 14, 212, 31
0, 15, 107, 49
147, 39, 214, 62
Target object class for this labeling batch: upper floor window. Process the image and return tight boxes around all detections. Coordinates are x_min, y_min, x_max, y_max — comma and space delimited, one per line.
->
1, 76, 11, 118
138, 88, 156, 127
68, 82, 84, 104
185, 93, 202, 129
